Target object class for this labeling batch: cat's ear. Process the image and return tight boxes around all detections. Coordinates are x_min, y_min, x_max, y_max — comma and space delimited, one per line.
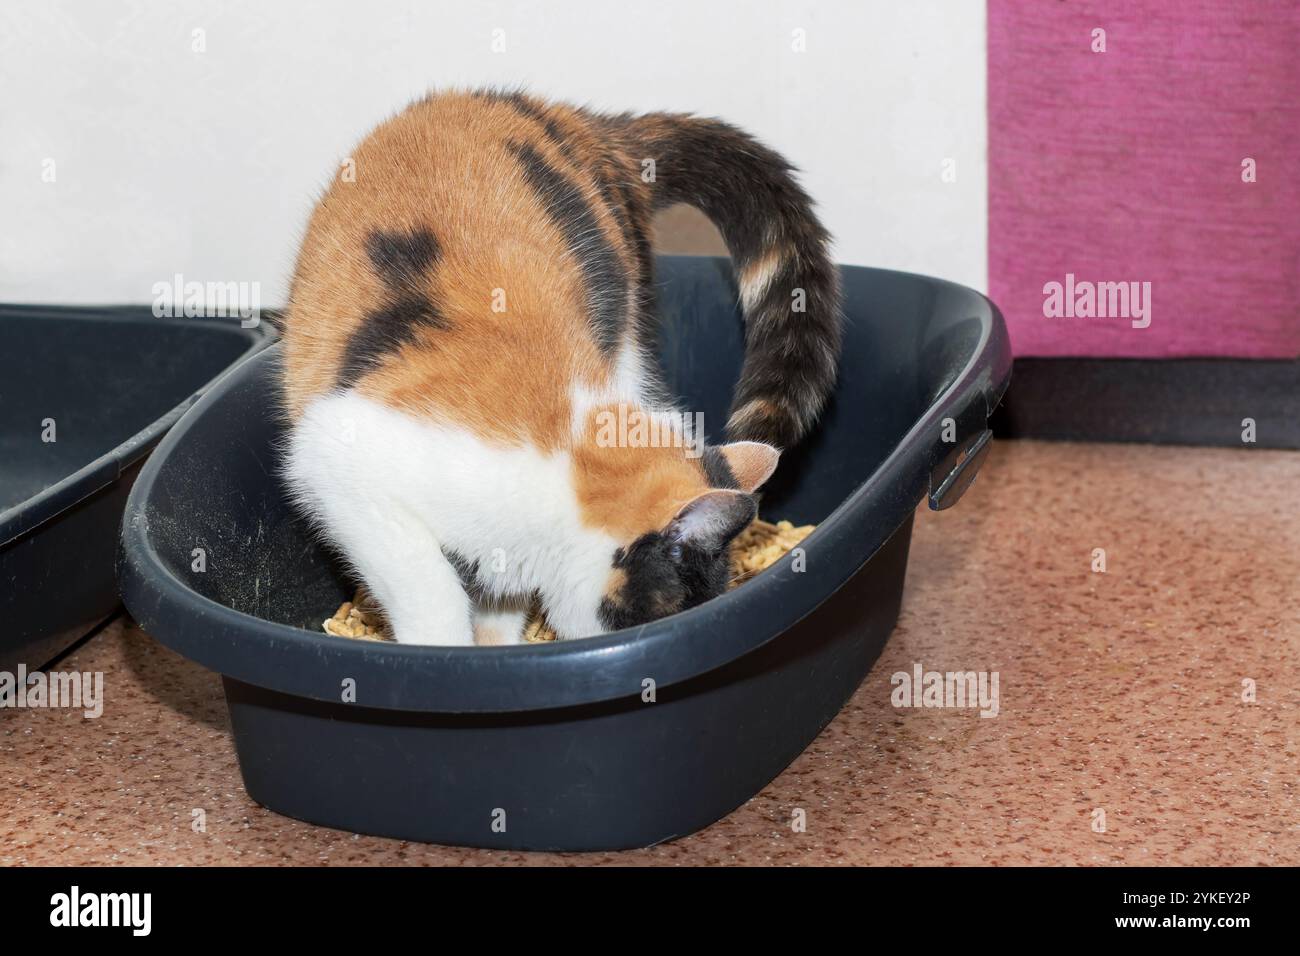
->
669, 490, 757, 552
717, 441, 780, 493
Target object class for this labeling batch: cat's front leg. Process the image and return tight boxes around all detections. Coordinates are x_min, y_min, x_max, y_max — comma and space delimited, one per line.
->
346, 507, 474, 645
327, 518, 475, 645
340, 519, 475, 646
376, 542, 476, 646
285, 414, 475, 646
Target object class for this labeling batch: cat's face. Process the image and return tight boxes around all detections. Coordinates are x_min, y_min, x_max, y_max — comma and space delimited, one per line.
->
595, 442, 779, 631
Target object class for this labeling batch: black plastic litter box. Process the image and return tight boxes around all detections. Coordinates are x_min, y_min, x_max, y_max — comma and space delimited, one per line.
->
0, 306, 272, 673
118, 256, 1010, 850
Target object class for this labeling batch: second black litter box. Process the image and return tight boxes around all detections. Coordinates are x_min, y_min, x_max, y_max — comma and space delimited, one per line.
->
0, 306, 271, 673
118, 256, 1010, 851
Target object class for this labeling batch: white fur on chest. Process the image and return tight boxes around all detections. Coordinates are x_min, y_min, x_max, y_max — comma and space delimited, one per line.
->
284, 390, 618, 643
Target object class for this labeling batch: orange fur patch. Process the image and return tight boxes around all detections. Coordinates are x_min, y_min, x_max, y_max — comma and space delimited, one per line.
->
727, 398, 786, 438
281, 92, 649, 450
737, 244, 788, 312
571, 404, 711, 540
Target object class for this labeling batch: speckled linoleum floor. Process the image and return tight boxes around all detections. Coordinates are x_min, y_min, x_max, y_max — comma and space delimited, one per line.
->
2, 440, 1297, 865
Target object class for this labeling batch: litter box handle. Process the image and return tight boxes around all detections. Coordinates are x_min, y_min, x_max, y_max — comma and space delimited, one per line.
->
927, 391, 994, 511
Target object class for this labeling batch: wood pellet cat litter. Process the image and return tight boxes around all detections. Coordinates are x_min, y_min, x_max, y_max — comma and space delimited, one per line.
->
321, 518, 814, 644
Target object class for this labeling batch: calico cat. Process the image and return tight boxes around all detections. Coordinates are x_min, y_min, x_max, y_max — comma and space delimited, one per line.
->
280, 90, 842, 646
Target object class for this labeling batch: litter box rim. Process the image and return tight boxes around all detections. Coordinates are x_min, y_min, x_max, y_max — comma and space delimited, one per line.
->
118, 263, 1011, 714
0, 306, 273, 549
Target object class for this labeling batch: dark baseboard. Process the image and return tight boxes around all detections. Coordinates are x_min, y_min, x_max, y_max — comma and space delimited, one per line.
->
991, 357, 1299, 449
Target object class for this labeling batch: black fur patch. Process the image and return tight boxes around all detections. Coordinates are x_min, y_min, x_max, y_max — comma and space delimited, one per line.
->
487, 90, 585, 168
339, 296, 448, 380
597, 531, 730, 631
485, 92, 653, 358
443, 548, 483, 601
366, 228, 440, 284
598, 492, 754, 630
616, 179, 655, 288
506, 140, 628, 355
496, 95, 644, 270
701, 446, 739, 489
338, 228, 448, 383
480, 89, 549, 124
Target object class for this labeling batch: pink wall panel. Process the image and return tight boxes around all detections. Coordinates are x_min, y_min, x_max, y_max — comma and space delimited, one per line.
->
988, 1, 1300, 358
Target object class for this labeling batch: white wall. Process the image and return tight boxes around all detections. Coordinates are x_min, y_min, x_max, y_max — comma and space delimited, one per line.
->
0, 0, 986, 306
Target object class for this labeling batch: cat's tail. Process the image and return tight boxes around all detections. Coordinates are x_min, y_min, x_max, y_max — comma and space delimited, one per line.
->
613, 112, 843, 449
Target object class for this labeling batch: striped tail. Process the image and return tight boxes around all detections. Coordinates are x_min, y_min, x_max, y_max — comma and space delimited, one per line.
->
615, 113, 843, 449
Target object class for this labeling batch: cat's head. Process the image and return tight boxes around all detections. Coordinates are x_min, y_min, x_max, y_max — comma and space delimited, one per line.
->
588, 440, 780, 632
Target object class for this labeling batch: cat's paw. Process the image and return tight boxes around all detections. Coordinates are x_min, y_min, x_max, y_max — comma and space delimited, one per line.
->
472, 605, 529, 646
390, 616, 475, 647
